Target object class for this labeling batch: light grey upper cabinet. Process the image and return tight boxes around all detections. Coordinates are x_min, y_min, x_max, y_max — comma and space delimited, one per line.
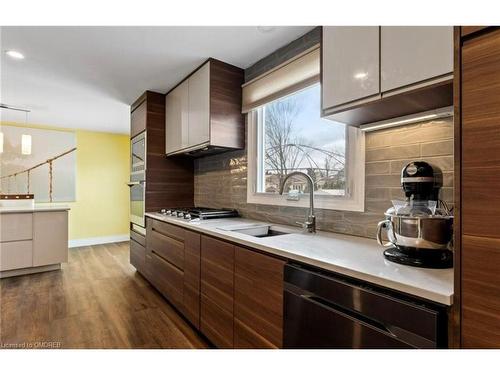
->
321, 26, 454, 127
187, 62, 210, 148
165, 79, 189, 154
165, 59, 244, 157
381, 26, 453, 92
322, 26, 380, 109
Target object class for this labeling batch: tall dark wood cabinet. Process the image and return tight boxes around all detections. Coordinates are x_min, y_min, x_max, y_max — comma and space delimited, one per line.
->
129, 91, 194, 276
131, 91, 194, 213
455, 26, 500, 348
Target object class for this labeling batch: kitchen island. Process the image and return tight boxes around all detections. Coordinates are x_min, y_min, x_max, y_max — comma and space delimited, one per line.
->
0, 205, 70, 278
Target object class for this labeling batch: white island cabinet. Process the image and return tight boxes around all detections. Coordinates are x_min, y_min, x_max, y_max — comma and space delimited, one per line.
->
0, 206, 69, 278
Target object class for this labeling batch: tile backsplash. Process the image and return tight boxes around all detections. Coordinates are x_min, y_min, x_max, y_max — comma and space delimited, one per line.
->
194, 117, 454, 239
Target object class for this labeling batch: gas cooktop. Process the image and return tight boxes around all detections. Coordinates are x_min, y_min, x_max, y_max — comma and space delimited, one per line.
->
158, 207, 239, 220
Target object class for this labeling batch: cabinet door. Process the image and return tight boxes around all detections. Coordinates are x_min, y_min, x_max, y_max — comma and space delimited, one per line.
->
131, 100, 146, 138
322, 26, 380, 109
461, 29, 500, 348
234, 246, 285, 348
381, 26, 453, 92
165, 80, 189, 154
183, 231, 201, 329
33, 211, 68, 267
200, 235, 234, 347
188, 62, 210, 148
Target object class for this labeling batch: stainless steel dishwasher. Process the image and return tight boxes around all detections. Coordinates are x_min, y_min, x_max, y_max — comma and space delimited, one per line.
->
283, 263, 447, 348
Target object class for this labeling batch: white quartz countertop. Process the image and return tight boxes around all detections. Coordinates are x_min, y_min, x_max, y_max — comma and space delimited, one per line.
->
145, 213, 454, 306
0, 204, 71, 213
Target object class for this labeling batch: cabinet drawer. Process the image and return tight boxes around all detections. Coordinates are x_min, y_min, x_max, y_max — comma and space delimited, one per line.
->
201, 236, 234, 313
151, 219, 185, 242
0, 240, 33, 271
0, 213, 33, 242
130, 229, 146, 247
201, 293, 233, 348
148, 229, 184, 270
149, 253, 184, 310
130, 239, 146, 273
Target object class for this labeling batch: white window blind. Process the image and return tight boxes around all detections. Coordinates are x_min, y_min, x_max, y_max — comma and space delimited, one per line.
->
241, 45, 320, 113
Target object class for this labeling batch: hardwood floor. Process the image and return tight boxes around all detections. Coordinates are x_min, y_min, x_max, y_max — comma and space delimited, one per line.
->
0, 242, 209, 349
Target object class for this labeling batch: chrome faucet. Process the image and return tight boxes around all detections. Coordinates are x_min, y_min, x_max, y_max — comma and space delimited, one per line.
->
279, 171, 316, 233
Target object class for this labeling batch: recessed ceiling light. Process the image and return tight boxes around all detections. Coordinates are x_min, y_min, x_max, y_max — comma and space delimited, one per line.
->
5, 50, 25, 60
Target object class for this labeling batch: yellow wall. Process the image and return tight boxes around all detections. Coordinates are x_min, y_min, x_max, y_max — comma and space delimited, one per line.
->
0, 122, 130, 240
68, 130, 130, 240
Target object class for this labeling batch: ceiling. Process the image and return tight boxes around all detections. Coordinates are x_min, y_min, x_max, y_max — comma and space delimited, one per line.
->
0, 26, 314, 134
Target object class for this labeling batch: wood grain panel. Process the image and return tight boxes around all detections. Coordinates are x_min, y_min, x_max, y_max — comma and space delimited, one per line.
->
183, 283, 200, 329
136, 91, 193, 213
462, 29, 500, 169
200, 235, 234, 313
451, 26, 462, 349
200, 293, 233, 348
234, 246, 285, 348
149, 252, 184, 310
234, 318, 276, 349
209, 59, 245, 149
183, 230, 201, 329
462, 235, 500, 348
151, 219, 185, 242
148, 230, 184, 271
462, 167, 500, 238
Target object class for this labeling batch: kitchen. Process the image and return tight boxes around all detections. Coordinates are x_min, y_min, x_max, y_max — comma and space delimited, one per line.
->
0, 1, 499, 373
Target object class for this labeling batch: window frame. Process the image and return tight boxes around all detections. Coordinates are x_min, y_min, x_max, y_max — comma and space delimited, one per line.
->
246, 89, 366, 212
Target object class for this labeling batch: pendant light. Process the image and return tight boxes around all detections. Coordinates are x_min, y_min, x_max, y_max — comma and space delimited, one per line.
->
21, 134, 32, 155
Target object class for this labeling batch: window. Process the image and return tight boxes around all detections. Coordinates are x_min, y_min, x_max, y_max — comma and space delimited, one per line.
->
247, 83, 365, 212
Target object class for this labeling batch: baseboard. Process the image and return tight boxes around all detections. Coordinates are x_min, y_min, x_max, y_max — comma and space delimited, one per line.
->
69, 234, 130, 248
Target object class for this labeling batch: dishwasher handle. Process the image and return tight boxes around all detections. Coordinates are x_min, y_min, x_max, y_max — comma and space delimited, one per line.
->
301, 293, 396, 337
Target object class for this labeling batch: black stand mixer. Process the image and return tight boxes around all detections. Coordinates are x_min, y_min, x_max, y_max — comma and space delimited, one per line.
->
377, 161, 453, 269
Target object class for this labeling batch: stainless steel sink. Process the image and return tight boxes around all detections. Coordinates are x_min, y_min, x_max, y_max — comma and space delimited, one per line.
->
218, 224, 292, 238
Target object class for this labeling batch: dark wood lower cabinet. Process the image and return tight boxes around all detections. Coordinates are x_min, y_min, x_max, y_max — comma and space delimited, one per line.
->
139, 221, 287, 348
234, 246, 286, 348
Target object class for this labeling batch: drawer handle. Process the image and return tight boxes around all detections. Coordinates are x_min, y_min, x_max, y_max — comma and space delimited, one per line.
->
304, 294, 395, 337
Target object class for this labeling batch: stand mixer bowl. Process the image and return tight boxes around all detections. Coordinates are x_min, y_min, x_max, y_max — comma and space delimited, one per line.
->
377, 213, 453, 250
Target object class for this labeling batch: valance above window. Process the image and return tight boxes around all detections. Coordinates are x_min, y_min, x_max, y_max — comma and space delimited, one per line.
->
241, 45, 320, 113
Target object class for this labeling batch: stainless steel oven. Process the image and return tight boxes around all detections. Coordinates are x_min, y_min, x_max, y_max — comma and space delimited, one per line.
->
128, 131, 146, 228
